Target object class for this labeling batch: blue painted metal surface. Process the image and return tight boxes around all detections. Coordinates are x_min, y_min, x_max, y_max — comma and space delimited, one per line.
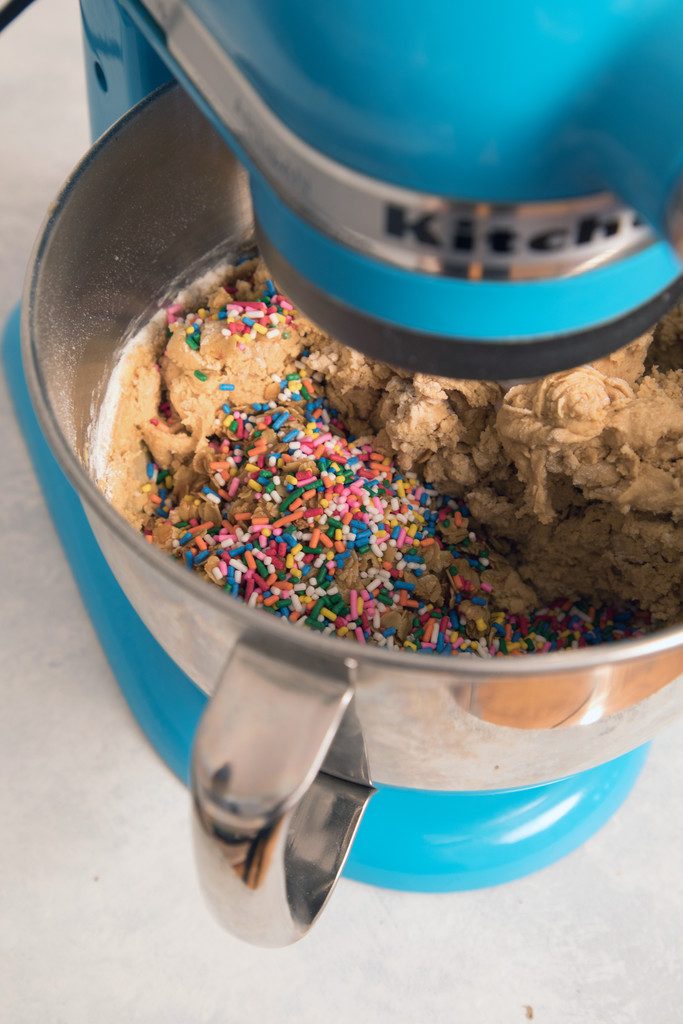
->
186, 0, 683, 231
80, 0, 171, 140
82, 0, 683, 224
4, 307, 649, 892
79, 0, 683, 353
346, 748, 648, 891
5, 308, 203, 782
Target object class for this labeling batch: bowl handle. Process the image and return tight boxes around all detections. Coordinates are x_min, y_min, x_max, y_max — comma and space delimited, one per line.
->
191, 637, 373, 946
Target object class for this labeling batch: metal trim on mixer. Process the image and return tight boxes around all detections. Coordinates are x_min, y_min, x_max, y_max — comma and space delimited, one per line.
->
136, 0, 656, 282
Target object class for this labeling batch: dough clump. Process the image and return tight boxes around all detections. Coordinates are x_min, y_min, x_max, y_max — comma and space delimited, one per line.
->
305, 322, 683, 623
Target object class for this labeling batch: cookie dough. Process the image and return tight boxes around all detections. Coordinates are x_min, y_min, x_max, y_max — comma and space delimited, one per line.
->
307, 324, 682, 623
97, 258, 682, 654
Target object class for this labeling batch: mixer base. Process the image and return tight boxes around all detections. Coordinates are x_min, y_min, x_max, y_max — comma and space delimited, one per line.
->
4, 305, 649, 892
344, 747, 647, 891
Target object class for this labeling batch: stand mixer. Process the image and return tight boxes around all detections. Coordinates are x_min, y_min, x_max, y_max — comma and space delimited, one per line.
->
4, 1, 683, 946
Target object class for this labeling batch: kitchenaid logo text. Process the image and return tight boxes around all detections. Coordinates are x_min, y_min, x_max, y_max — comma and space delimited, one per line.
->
383, 203, 648, 265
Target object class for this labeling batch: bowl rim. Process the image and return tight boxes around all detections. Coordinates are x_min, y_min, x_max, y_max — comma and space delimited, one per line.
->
21, 82, 683, 680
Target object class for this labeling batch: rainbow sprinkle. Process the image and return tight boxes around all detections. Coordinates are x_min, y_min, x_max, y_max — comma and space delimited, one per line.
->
137, 271, 654, 657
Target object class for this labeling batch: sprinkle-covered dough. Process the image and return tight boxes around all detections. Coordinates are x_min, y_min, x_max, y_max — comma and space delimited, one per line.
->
97, 258, 682, 655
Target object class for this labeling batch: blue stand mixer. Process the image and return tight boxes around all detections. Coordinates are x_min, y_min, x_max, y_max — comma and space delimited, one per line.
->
5, 1, 683, 945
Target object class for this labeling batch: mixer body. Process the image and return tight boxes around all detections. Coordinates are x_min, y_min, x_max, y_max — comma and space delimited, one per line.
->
22, 86, 683, 944
76, 0, 683, 378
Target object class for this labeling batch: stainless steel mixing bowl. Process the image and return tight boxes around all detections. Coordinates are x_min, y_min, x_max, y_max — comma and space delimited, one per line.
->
22, 84, 683, 946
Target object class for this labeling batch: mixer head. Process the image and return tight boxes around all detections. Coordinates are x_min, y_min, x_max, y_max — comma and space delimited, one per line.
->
255, 189, 681, 381
129, 1, 683, 377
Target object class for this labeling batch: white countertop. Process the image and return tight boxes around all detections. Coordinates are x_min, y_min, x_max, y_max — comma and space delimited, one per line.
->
1, 3, 682, 1022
